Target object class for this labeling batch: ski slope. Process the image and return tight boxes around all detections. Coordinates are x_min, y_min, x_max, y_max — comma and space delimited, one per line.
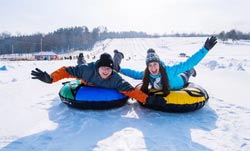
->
0, 37, 250, 151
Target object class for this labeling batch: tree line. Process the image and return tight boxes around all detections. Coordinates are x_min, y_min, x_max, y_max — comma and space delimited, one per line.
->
218, 29, 250, 41
0, 27, 249, 55
0, 26, 150, 55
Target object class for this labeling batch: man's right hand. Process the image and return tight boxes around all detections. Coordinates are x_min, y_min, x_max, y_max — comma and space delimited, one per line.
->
31, 68, 52, 83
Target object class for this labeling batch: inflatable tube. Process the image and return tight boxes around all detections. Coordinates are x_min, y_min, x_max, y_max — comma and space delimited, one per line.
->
0, 65, 7, 71
59, 80, 128, 110
140, 83, 209, 113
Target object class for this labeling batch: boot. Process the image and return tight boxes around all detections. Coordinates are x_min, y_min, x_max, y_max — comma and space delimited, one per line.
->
189, 68, 196, 77
180, 68, 196, 86
113, 50, 124, 72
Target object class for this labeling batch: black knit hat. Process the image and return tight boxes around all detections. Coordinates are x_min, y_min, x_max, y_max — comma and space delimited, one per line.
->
96, 53, 114, 69
79, 53, 83, 57
146, 48, 160, 65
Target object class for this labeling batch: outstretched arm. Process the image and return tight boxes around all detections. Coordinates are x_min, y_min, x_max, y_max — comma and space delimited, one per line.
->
31, 68, 53, 83
119, 84, 167, 107
113, 49, 144, 80
120, 68, 144, 80
168, 36, 217, 75
31, 67, 75, 83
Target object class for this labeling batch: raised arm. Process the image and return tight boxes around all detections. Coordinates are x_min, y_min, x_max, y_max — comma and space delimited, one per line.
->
168, 36, 217, 75
31, 66, 75, 83
120, 68, 144, 80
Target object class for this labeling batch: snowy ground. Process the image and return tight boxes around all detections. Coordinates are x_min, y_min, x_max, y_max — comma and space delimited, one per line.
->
0, 37, 250, 151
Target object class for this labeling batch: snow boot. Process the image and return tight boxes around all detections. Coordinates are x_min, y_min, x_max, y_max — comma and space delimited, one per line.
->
113, 50, 124, 72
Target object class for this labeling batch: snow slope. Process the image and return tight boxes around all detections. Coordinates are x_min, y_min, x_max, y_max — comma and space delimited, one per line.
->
0, 37, 250, 151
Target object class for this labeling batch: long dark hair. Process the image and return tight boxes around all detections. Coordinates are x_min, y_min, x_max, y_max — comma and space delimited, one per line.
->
140, 63, 170, 96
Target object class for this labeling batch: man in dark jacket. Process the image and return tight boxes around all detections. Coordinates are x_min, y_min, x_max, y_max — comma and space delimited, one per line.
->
31, 53, 166, 107
77, 53, 86, 65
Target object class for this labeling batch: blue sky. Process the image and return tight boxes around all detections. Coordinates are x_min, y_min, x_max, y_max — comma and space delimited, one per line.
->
1, 0, 250, 35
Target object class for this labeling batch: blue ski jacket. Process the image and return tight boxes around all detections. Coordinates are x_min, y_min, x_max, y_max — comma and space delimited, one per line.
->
120, 47, 209, 90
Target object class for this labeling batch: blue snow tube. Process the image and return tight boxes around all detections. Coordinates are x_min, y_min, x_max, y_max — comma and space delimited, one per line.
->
0, 65, 7, 71
59, 80, 128, 110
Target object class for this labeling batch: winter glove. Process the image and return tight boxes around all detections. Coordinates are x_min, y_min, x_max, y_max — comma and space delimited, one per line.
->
31, 68, 53, 83
204, 36, 217, 51
113, 50, 124, 72
145, 95, 167, 107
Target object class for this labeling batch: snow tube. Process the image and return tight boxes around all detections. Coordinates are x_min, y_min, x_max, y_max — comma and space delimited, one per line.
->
59, 80, 128, 110
0, 65, 7, 71
140, 83, 209, 113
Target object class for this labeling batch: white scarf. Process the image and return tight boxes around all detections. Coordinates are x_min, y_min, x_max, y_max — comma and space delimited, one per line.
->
149, 73, 162, 90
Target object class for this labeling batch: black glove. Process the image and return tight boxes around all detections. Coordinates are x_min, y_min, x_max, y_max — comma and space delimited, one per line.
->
145, 95, 167, 107
113, 50, 124, 72
31, 68, 52, 83
204, 36, 217, 51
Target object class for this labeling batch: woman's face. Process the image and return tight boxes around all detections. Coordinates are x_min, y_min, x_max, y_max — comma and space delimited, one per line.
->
148, 62, 160, 76
98, 66, 113, 79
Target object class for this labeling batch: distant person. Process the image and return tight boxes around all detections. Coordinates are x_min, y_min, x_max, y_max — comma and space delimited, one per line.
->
77, 53, 87, 65
31, 53, 167, 108
113, 36, 217, 96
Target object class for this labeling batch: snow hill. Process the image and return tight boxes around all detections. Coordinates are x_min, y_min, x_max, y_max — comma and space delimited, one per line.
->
0, 37, 250, 151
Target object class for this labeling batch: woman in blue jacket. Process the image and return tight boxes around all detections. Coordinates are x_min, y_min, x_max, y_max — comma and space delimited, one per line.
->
114, 36, 217, 96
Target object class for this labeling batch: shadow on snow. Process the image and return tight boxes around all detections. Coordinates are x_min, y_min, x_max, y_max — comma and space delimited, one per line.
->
1, 98, 218, 151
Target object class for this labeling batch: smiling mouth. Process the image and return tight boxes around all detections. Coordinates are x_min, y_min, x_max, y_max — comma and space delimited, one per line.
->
152, 70, 157, 74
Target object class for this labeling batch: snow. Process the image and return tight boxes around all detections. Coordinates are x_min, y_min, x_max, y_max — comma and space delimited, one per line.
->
0, 37, 250, 151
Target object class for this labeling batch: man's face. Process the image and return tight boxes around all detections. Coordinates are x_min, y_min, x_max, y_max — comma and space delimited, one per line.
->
98, 66, 112, 79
